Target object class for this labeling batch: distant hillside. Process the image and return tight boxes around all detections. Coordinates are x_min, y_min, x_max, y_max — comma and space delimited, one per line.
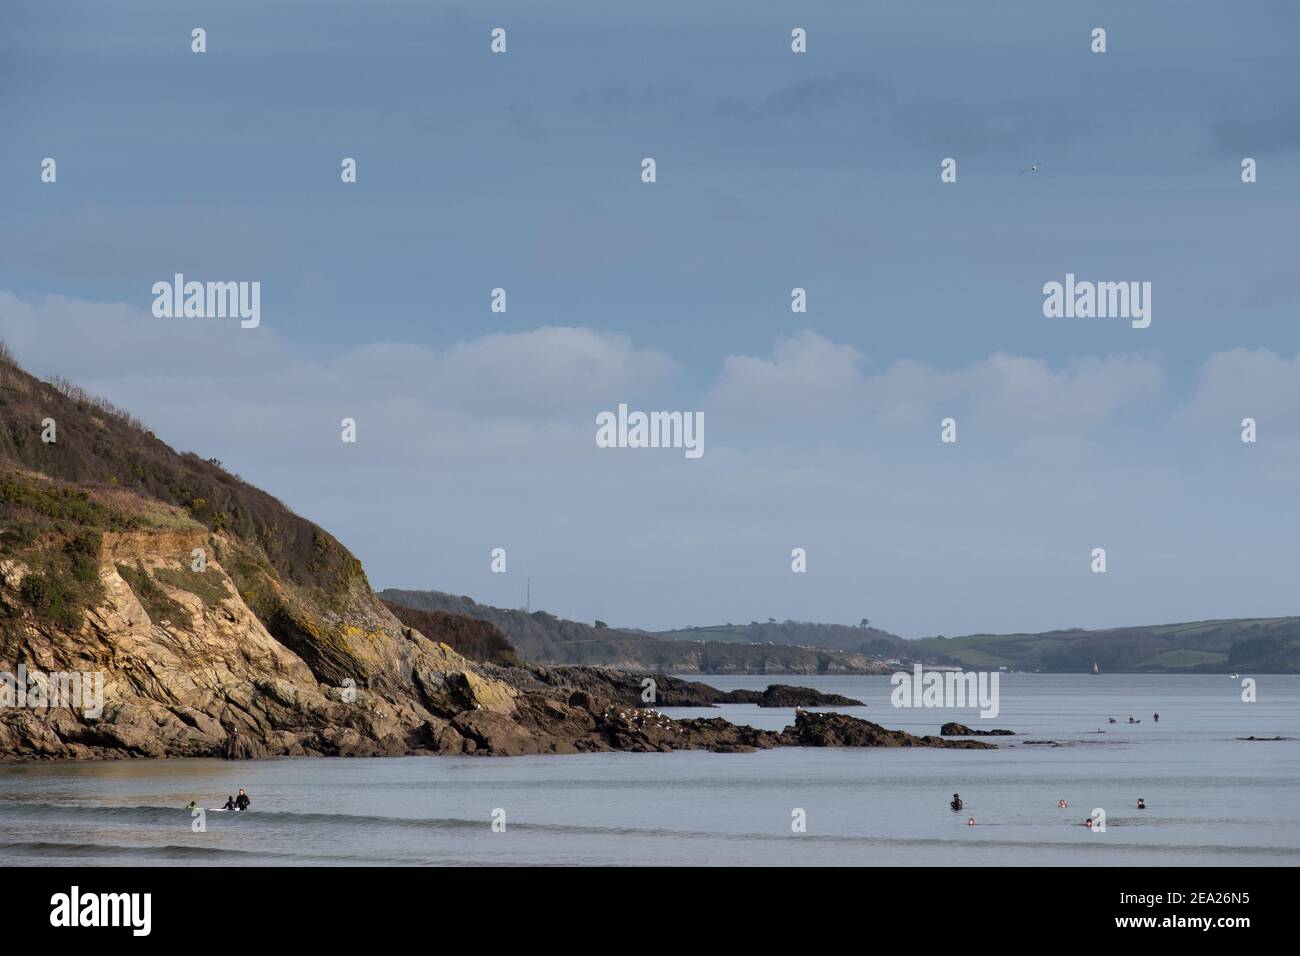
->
908, 618, 1300, 674
653, 616, 1300, 674
656, 621, 912, 658
380, 590, 891, 675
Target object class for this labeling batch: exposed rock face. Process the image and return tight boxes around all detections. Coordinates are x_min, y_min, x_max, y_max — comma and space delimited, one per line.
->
940, 722, 1015, 736
219, 732, 270, 760
0, 515, 484, 759
417, 668, 519, 718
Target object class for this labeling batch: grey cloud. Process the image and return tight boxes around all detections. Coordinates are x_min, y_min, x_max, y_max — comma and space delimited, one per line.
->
706, 330, 1163, 441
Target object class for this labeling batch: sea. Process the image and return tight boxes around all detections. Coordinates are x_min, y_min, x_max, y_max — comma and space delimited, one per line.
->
1, 674, 1296, 866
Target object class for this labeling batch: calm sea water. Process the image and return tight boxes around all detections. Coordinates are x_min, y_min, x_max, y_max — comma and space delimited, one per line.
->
1, 674, 1296, 866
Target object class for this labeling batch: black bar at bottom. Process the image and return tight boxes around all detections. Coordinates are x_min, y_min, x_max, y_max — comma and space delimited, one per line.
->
0, 866, 1285, 942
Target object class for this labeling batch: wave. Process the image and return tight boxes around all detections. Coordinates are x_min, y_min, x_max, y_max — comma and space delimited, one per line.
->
0, 802, 483, 831
0, 802, 741, 839
2, 802, 1296, 859
1, 840, 276, 860
0, 839, 432, 865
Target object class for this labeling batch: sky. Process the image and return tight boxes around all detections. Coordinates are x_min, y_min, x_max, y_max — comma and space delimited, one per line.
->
2, 0, 1299, 637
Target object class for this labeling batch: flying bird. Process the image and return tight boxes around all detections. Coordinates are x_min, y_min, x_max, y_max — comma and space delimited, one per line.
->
1018, 160, 1045, 176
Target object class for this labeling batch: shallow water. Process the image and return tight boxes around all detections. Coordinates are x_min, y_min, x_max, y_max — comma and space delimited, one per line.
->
1, 674, 1296, 866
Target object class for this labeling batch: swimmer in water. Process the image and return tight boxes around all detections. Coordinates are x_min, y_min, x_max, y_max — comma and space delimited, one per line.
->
1137, 798, 1146, 810
1058, 799, 1068, 808
1085, 818, 1093, 829
950, 793, 963, 811
967, 818, 975, 826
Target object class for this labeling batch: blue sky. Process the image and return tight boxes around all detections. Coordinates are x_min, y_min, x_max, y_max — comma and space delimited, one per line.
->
2, 1, 1299, 636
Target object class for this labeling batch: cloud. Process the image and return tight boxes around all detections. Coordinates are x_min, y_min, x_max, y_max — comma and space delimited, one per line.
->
953, 353, 1163, 433
4, 289, 1296, 638
1182, 347, 1300, 434
710, 330, 866, 423
0, 291, 675, 413
707, 330, 1162, 440
0, 291, 681, 476
337, 327, 678, 417
0, 290, 284, 383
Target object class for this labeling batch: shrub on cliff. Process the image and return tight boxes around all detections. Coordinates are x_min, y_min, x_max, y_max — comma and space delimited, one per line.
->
16, 531, 107, 629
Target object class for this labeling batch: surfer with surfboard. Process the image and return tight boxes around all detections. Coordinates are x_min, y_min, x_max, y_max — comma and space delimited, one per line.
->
207, 789, 252, 812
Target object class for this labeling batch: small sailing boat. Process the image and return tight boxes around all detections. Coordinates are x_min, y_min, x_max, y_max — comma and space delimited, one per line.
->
1091, 660, 1099, 675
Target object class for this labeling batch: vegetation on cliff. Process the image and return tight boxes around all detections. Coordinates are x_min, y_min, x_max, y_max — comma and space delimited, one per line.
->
381, 599, 521, 666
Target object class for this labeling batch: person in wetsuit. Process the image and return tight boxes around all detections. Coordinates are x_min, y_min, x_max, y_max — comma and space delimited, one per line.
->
950, 793, 963, 811
221, 795, 236, 810
235, 789, 250, 812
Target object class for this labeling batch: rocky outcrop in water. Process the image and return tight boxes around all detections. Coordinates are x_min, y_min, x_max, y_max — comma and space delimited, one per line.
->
940, 722, 1015, 736
489, 666, 862, 709
782, 712, 995, 749
729, 684, 863, 707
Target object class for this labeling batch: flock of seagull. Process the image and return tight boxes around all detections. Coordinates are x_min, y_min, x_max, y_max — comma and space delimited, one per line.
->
603, 705, 684, 735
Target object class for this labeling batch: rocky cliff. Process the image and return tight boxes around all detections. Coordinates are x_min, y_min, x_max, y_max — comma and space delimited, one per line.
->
0, 347, 981, 759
